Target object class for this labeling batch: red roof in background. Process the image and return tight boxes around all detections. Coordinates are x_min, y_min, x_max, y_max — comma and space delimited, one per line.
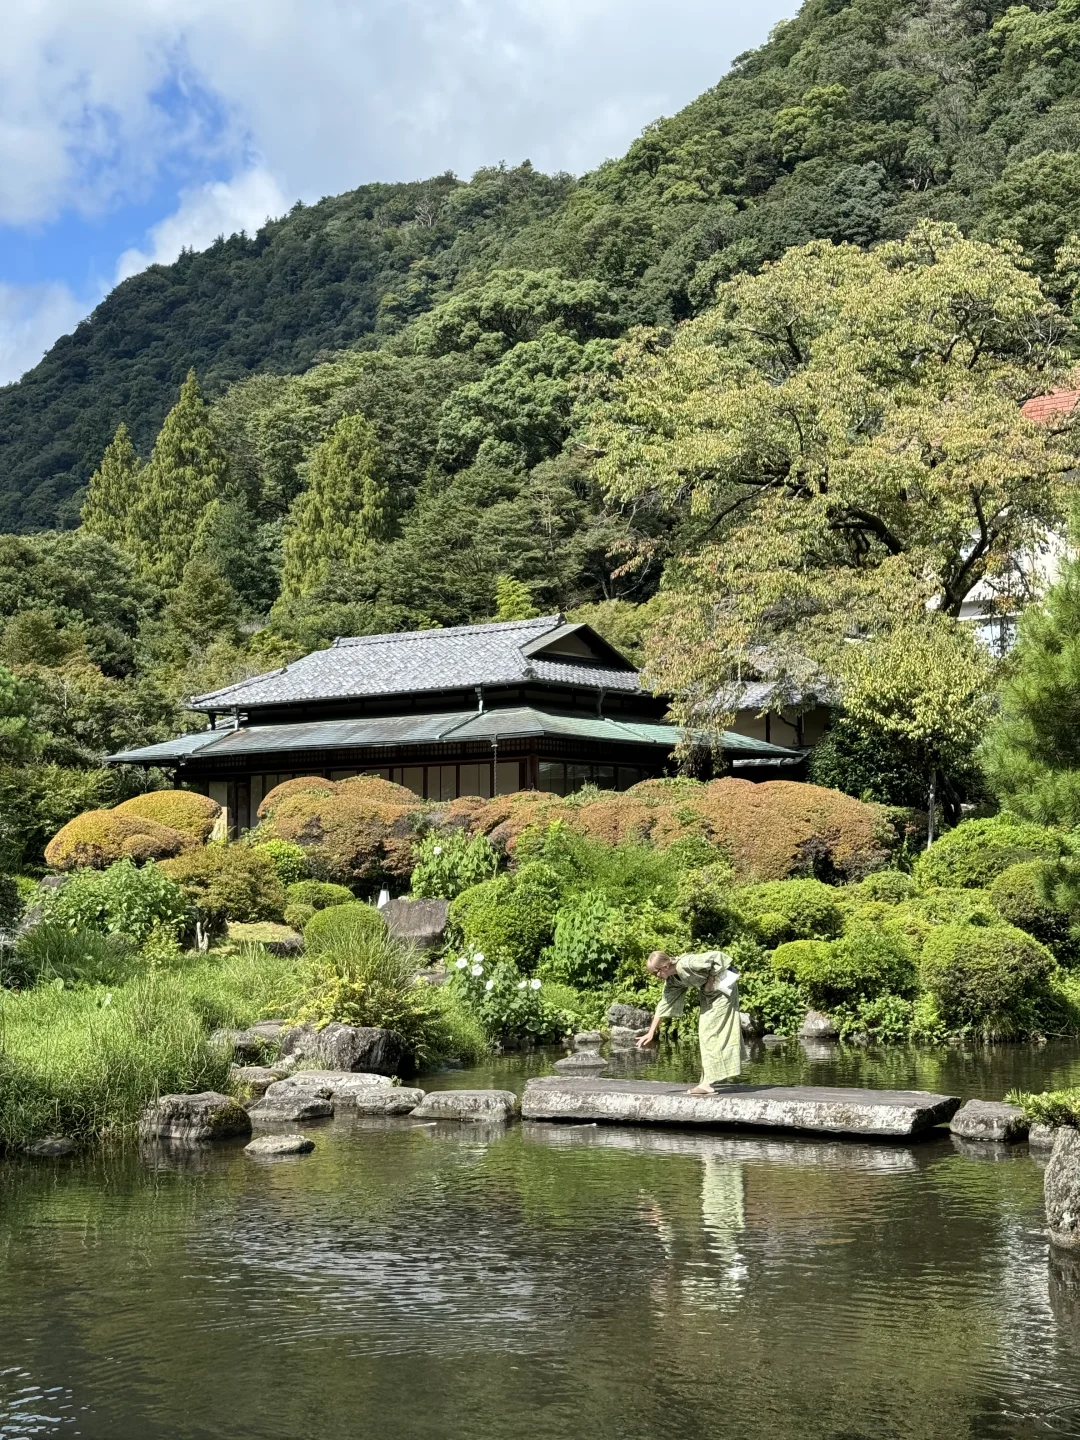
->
1021, 388, 1080, 423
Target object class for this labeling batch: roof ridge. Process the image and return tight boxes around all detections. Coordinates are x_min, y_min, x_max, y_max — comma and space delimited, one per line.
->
333, 616, 561, 648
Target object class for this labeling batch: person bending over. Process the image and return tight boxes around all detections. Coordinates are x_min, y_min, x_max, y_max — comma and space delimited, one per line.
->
637, 949, 741, 1096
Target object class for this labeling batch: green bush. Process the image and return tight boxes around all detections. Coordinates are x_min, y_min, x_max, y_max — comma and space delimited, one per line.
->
159, 845, 285, 926
4, 923, 137, 990
737, 966, 806, 1036
676, 863, 740, 944
920, 922, 1054, 1032
543, 890, 620, 986
913, 815, 1066, 891
771, 926, 916, 1009
409, 829, 499, 899
449, 861, 561, 971
448, 953, 567, 1044
1006, 1087, 1080, 1129
43, 860, 191, 946
989, 861, 1076, 957
856, 871, 915, 904
0, 874, 23, 929
838, 994, 915, 1045
250, 839, 309, 887
733, 878, 845, 946
303, 901, 386, 954
283, 879, 354, 929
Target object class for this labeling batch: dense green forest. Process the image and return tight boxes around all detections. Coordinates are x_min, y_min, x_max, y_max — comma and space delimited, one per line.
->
0, 0, 1079, 866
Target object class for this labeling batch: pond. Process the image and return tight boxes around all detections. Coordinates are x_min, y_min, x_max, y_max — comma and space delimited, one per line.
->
4, 1041, 1080, 1440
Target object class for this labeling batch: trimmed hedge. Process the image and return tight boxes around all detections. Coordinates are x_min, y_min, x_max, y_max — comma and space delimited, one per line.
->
304, 901, 387, 954
914, 816, 1067, 891
989, 861, 1076, 958
113, 790, 221, 842
733, 878, 846, 946
45, 810, 193, 871
261, 776, 424, 886
160, 846, 285, 925
920, 922, 1054, 1030
283, 879, 354, 930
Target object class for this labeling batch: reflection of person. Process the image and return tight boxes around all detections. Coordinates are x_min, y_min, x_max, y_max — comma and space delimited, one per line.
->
637, 950, 742, 1096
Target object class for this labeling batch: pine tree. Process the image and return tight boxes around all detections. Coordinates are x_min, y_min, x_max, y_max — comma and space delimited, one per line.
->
281, 414, 388, 597
130, 370, 227, 585
982, 540, 1080, 826
82, 423, 141, 549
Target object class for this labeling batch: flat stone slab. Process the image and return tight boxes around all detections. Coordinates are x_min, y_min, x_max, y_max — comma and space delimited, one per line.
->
264, 1071, 396, 1100
248, 1094, 333, 1123
245, 1133, 315, 1157
349, 1086, 426, 1116
410, 1089, 519, 1122
949, 1099, 1028, 1143
140, 1091, 252, 1143
522, 1078, 960, 1139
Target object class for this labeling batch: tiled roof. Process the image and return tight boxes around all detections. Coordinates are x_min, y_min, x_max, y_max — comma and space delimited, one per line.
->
1021, 388, 1080, 424
189, 616, 643, 712
106, 707, 804, 766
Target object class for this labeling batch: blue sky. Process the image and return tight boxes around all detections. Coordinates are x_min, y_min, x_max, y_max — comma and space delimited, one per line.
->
0, 0, 796, 385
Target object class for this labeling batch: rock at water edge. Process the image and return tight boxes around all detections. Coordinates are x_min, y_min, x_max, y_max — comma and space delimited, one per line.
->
245, 1133, 315, 1157
608, 1025, 646, 1051
410, 1090, 519, 1123
608, 1003, 652, 1031
27, 1136, 77, 1158
1046, 1127, 1080, 1249
278, 1022, 406, 1076
1030, 1123, 1060, 1150
350, 1087, 426, 1116
572, 1031, 603, 1051
799, 1011, 839, 1040
949, 1099, 1028, 1144
230, 1065, 281, 1098
140, 1092, 252, 1143
248, 1095, 334, 1123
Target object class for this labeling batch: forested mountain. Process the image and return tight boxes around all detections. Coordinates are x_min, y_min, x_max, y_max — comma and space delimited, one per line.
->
2, 0, 1079, 533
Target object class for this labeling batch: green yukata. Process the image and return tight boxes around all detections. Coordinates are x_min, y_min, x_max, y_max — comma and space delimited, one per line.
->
654, 951, 742, 1086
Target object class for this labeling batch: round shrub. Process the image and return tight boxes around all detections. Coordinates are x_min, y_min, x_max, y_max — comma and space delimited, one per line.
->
856, 870, 915, 904
771, 927, 916, 1008
304, 901, 386, 955
920, 922, 1054, 1031
250, 839, 309, 886
113, 790, 221, 841
43, 859, 191, 946
283, 879, 354, 930
989, 862, 1075, 957
913, 816, 1066, 891
257, 776, 338, 819
448, 861, 561, 971
44, 810, 193, 871
159, 845, 285, 925
733, 878, 845, 946
261, 780, 424, 886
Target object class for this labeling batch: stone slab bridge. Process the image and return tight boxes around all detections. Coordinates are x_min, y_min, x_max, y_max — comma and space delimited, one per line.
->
522, 1078, 961, 1140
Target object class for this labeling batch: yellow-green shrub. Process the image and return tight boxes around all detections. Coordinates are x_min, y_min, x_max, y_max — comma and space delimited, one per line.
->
303, 901, 386, 954
44, 810, 193, 871
113, 790, 221, 841
160, 845, 285, 925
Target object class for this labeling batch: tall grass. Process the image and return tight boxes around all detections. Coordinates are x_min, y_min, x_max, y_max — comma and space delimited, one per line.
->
0, 972, 231, 1149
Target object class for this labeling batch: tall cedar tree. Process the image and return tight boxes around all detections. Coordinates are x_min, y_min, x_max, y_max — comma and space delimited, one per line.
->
131, 370, 226, 585
982, 534, 1080, 827
81, 423, 141, 550
281, 414, 388, 597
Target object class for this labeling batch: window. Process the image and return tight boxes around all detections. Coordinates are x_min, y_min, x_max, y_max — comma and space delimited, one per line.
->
459, 763, 491, 798
538, 761, 566, 795
400, 767, 425, 798
495, 760, 522, 795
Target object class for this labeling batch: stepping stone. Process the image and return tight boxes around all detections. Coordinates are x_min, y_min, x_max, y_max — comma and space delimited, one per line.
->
266, 1070, 395, 1097
350, 1087, 426, 1115
553, 1051, 606, 1073
245, 1133, 315, 1157
410, 1089, 519, 1123
522, 1078, 960, 1139
949, 1099, 1028, 1143
139, 1092, 252, 1143
248, 1094, 333, 1123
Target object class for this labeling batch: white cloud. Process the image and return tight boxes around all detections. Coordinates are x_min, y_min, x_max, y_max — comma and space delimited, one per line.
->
0, 281, 89, 385
115, 166, 288, 281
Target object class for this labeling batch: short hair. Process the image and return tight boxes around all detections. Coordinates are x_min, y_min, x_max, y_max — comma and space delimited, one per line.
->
646, 950, 672, 974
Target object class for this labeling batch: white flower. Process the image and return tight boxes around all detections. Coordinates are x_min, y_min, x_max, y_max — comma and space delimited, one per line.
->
517, 980, 527, 990
485, 978, 495, 992
102, 993, 113, 1007
432, 845, 443, 856
474, 952, 485, 964
530, 978, 542, 991
470, 962, 484, 976
455, 957, 469, 970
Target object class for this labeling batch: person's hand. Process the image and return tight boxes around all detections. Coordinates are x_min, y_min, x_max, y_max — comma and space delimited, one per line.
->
636, 1027, 657, 1049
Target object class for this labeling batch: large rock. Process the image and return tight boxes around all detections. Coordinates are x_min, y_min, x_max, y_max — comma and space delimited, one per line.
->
140, 1092, 252, 1143
27, 1136, 77, 1158
278, 1022, 407, 1075
609, 1025, 645, 1051
573, 1031, 604, 1050
265, 1070, 395, 1099
799, 1011, 839, 1040
245, 1133, 315, 1157
740, 1011, 763, 1040
248, 1093, 334, 1122
1031, 1123, 1060, 1150
230, 1065, 284, 1098
410, 1089, 519, 1123
522, 1077, 960, 1139
553, 1051, 607, 1073
949, 1099, 1028, 1144
211, 1028, 267, 1063
1046, 1127, 1080, 1249
350, 1087, 426, 1116
380, 897, 450, 953
608, 1003, 652, 1031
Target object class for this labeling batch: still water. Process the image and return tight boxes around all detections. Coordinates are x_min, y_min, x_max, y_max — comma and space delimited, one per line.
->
4, 1041, 1080, 1440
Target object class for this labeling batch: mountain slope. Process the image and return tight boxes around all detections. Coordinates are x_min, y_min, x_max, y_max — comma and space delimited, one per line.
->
2, 0, 1079, 531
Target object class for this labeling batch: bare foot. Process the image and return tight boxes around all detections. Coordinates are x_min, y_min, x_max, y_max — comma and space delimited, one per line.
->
686, 1085, 714, 1097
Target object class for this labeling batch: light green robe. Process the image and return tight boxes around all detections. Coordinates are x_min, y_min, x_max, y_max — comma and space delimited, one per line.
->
654, 951, 742, 1086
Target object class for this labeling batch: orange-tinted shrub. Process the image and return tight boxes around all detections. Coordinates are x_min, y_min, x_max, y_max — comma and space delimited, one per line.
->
261, 782, 424, 886
257, 773, 419, 821
114, 790, 221, 841
44, 811, 194, 871
257, 776, 340, 819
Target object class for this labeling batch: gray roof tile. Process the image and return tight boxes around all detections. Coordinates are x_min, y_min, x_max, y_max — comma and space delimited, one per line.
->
190, 616, 643, 711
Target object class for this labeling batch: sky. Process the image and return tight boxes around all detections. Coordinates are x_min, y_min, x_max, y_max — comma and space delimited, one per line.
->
0, 0, 796, 386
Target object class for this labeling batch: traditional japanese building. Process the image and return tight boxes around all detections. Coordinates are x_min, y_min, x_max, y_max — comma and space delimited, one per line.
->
108, 616, 806, 834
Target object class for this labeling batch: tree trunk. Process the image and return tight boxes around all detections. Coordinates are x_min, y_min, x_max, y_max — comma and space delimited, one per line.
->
927, 770, 937, 849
